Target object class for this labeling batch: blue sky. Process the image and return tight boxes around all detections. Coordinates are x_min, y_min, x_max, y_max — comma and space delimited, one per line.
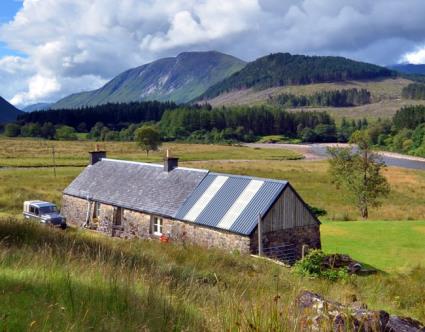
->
0, 0, 23, 57
1, 0, 425, 106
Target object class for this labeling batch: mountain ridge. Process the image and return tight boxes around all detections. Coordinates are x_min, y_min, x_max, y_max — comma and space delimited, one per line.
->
389, 63, 425, 76
0, 96, 23, 123
52, 51, 246, 109
197, 53, 396, 101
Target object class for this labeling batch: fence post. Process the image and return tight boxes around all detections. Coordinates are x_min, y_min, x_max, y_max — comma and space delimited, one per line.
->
258, 214, 263, 256
302, 244, 309, 259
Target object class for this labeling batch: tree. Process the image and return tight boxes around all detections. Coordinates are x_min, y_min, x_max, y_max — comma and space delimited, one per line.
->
55, 125, 77, 140
4, 123, 21, 137
328, 130, 390, 219
134, 125, 162, 156
40, 122, 56, 139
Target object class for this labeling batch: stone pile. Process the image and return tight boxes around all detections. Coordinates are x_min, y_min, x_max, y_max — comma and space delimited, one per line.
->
297, 291, 425, 332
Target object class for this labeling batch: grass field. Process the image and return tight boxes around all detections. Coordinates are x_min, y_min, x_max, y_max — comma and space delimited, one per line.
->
0, 138, 425, 329
187, 159, 425, 221
0, 218, 424, 331
0, 138, 302, 167
322, 220, 425, 272
0, 139, 424, 220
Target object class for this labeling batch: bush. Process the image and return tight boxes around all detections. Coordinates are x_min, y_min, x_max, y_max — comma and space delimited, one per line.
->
307, 204, 327, 217
4, 123, 21, 137
55, 125, 77, 140
293, 250, 349, 281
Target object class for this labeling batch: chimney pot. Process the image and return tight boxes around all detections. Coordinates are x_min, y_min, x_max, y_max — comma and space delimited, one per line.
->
164, 154, 178, 172
89, 150, 106, 165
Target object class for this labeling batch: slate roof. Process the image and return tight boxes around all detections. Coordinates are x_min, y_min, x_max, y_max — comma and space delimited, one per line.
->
64, 158, 289, 235
63, 159, 208, 217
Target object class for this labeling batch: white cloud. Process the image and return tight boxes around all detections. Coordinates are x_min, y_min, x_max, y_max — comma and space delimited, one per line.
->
402, 47, 425, 64
0, 0, 425, 106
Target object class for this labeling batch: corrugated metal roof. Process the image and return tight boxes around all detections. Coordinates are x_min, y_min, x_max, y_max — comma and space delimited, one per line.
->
175, 173, 287, 235
63, 159, 208, 217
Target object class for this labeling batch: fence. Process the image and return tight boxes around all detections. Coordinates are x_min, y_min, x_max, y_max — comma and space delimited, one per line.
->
262, 243, 297, 265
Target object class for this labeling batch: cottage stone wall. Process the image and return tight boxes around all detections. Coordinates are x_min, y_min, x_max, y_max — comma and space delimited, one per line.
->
250, 224, 321, 260
61, 195, 250, 253
62, 194, 320, 257
62, 195, 88, 227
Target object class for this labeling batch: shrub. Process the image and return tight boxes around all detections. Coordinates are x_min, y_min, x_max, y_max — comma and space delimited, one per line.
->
307, 204, 327, 217
4, 123, 21, 137
293, 250, 349, 281
55, 125, 78, 140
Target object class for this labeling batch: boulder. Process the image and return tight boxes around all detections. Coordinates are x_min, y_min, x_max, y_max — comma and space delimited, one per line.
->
296, 291, 425, 332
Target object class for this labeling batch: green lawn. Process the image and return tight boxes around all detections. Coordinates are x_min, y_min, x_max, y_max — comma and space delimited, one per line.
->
322, 220, 425, 272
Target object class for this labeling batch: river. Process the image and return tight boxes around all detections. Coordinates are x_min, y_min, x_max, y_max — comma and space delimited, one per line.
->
246, 143, 425, 170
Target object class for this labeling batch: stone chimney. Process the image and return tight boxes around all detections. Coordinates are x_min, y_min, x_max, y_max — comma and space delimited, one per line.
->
164, 149, 178, 172
89, 145, 106, 165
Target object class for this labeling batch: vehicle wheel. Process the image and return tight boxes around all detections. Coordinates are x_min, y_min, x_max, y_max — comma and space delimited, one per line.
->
61, 224, 67, 230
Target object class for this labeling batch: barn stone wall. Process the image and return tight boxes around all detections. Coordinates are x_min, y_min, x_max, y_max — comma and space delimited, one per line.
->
61, 194, 250, 253
250, 224, 321, 260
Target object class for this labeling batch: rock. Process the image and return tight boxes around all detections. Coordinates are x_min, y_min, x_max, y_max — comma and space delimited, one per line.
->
296, 291, 425, 332
385, 316, 425, 332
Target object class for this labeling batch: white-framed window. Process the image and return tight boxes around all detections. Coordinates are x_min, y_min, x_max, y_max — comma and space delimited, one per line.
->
152, 216, 163, 236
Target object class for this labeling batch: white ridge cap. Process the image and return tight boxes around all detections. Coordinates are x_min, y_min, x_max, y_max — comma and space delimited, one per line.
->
102, 158, 163, 168
101, 158, 209, 172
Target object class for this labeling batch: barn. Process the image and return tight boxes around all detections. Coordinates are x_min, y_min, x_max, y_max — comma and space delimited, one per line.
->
62, 151, 321, 263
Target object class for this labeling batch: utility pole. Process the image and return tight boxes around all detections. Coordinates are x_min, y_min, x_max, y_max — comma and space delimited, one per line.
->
52, 145, 57, 178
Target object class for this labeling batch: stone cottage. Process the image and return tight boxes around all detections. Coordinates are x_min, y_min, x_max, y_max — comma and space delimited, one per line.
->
62, 151, 321, 263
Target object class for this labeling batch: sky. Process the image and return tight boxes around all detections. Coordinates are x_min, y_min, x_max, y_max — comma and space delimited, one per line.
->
1, 0, 425, 107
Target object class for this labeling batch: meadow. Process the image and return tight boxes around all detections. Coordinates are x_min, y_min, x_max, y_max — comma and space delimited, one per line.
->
0, 218, 424, 331
0, 137, 302, 167
0, 138, 425, 330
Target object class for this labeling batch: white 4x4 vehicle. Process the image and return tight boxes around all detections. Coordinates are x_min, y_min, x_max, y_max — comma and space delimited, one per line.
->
23, 201, 67, 229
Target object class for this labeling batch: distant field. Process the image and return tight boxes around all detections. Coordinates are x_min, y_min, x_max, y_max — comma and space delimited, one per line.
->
322, 220, 425, 272
187, 160, 425, 221
1, 159, 424, 221
206, 78, 425, 121
290, 99, 425, 122
0, 138, 302, 167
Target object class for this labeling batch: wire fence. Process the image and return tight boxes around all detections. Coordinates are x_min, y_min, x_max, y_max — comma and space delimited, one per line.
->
262, 243, 297, 265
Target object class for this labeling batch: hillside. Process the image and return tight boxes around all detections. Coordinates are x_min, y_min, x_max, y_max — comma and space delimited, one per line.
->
52, 51, 246, 109
206, 77, 424, 120
389, 63, 425, 75
22, 102, 51, 112
197, 53, 395, 101
0, 96, 23, 123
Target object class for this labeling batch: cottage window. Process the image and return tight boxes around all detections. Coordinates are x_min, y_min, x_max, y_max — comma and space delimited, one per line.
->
152, 217, 163, 236
93, 202, 101, 218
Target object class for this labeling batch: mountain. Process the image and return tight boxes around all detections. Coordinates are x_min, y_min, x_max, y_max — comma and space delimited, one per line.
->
52, 51, 246, 109
197, 53, 396, 101
0, 96, 23, 123
22, 103, 51, 112
389, 64, 425, 75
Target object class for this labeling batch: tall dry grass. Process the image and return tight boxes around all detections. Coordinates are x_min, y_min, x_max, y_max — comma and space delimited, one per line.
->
0, 218, 424, 331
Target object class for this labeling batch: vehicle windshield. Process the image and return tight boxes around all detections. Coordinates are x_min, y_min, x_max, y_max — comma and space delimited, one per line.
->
39, 206, 58, 214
